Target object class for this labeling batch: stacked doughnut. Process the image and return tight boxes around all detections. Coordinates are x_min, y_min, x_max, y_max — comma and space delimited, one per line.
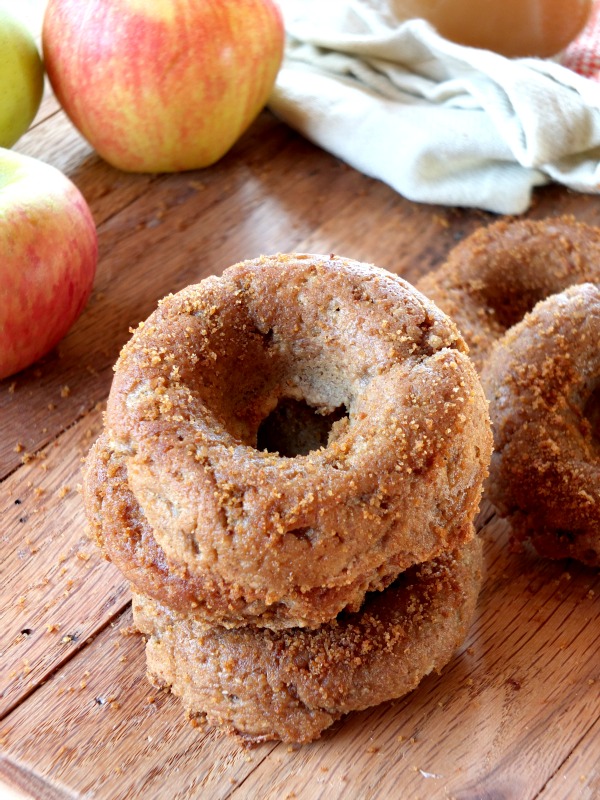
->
83, 253, 492, 743
417, 217, 600, 566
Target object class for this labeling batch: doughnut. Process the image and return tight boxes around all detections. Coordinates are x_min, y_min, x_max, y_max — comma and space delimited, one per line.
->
481, 284, 600, 566
84, 432, 404, 626
416, 216, 600, 370
83, 433, 267, 622
93, 253, 492, 629
133, 536, 484, 744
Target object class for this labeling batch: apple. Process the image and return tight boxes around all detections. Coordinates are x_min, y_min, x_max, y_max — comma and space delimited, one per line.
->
0, 148, 98, 380
0, 6, 44, 148
42, 0, 285, 173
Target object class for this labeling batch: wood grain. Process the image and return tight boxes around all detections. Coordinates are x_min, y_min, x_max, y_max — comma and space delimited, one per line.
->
1, 608, 280, 800
542, 715, 600, 799
5, 107, 600, 480
0, 407, 128, 718
234, 517, 600, 800
5, 89, 600, 482
1, 518, 598, 800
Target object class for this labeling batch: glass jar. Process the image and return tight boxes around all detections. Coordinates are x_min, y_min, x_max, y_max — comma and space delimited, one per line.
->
394, 0, 593, 57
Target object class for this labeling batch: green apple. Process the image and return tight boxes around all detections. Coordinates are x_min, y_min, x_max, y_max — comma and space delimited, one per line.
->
42, 0, 284, 173
0, 5, 44, 148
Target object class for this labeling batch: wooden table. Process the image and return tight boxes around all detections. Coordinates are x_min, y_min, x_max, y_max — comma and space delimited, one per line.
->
1, 40, 600, 800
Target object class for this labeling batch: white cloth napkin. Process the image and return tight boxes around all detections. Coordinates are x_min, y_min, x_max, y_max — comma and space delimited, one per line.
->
268, 0, 600, 213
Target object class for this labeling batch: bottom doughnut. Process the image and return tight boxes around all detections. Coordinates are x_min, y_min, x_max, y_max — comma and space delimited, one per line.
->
133, 536, 483, 744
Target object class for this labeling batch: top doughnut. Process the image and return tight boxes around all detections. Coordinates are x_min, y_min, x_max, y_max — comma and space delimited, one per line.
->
416, 216, 600, 371
98, 253, 491, 629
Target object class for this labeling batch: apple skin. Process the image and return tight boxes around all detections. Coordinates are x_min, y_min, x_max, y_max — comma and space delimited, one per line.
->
0, 148, 98, 381
42, 0, 285, 173
0, 7, 44, 148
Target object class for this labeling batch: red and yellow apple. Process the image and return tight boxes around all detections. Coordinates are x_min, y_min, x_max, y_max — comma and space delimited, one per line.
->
0, 148, 98, 380
0, 6, 44, 148
42, 0, 285, 173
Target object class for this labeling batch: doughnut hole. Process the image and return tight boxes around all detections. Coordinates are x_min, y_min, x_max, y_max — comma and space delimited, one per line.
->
256, 398, 348, 457
417, 218, 600, 370
583, 382, 600, 456
464, 259, 578, 333
464, 218, 600, 333
472, 280, 548, 332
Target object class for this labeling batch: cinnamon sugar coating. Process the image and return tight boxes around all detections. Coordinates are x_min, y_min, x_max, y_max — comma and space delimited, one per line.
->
84, 433, 409, 627
416, 216, 600, 371
133, 536, 483, 744
90, 253, 491, 628
482, 284, 600, 565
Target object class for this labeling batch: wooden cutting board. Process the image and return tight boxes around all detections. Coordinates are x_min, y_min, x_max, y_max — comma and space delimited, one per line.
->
1, 45, 600, 800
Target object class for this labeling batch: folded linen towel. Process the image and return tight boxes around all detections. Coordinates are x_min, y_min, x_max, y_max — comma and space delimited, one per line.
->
268, 0, 600, 213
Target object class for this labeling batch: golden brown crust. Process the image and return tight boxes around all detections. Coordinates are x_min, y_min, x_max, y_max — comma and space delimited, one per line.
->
416, 216, 600, 371
83, 433, 409, 627
481, 284, 600, 566
133, 536, 484, 744
93, 253, 492, 628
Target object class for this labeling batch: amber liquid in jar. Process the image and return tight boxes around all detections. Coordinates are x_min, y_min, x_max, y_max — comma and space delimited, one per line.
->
394, 0, 592, 57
